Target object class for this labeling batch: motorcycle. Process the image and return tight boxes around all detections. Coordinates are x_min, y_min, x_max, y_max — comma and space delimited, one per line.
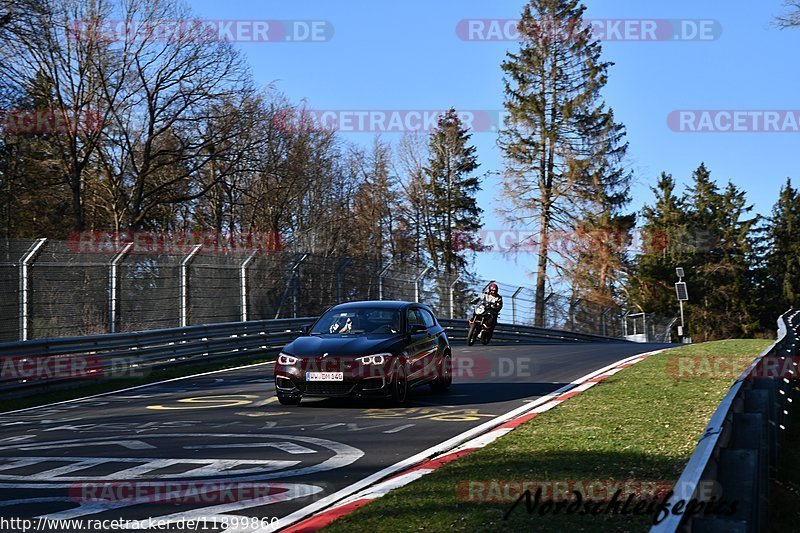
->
467, 300, 497, 346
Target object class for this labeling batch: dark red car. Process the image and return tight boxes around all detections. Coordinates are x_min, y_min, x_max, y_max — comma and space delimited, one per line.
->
273, 301, 452, 405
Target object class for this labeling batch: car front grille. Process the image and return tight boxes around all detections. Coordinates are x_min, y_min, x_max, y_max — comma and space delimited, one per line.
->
300, 382, 355, 396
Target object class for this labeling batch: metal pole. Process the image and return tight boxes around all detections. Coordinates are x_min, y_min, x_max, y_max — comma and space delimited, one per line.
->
275, 253, 307, 319
449, 275, 462, 319
240, 250, 258, 322
180, 244, 203, 327
414, 266, 432, 303
109, 242, 133, 333
335, 258, 352, 303
19, 238, 46, 341
511, 287, 523, 325
378, 260, 393, 301
679, 300, 685, 338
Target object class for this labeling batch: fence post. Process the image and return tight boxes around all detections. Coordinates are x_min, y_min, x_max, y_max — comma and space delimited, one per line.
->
19, 238, 47, 341
180, 244, 203, 327
449, 275, 462, 319
378, 260, 393, 301
109, 242, 133, 333
240, 250, 258, 322
275, 254, 308, 319
511, 287, 523, 325
335, 258, 352, 303
415, 266, 432, 303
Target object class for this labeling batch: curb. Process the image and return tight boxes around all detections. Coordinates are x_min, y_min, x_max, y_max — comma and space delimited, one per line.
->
280, 349, 665, 532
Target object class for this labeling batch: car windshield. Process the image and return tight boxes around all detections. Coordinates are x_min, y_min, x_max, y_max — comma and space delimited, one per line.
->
310, 308, 402, 336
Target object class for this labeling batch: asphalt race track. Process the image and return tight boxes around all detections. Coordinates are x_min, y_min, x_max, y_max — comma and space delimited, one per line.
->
0, 342, 673, 532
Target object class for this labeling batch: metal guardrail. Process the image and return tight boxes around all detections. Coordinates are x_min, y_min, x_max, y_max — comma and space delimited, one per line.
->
650, 311, 794, 533
0, 317, 315, 399
438, 319, 628, 344
0, 317, 628, 400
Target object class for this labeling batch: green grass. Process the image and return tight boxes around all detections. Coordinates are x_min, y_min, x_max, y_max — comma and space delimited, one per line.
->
0, 354, 275, 413
323, 340, 772, 533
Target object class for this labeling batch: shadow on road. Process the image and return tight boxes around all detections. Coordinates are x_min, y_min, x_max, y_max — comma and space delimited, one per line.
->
293, 382, 569, 410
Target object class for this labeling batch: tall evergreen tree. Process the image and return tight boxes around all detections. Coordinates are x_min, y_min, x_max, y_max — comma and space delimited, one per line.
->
628, 173, 689, 318
424, 108, 482, 276
499, 0, 629, 325
763, 179, 800, 319
676, 164, 757, 339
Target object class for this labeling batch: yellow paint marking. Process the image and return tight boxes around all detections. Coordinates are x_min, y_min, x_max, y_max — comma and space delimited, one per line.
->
146, 394, 259, 410
359, 407, 495, 422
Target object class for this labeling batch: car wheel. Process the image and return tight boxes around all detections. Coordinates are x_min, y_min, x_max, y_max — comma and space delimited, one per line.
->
390, 362, 409, 405
430, 353, 452, 393
467, 323, 478, 346
277, 394, 301, 406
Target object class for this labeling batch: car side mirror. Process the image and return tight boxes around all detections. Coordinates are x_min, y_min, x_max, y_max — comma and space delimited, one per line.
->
408, 324, 427, 335
303, 324, 313, 335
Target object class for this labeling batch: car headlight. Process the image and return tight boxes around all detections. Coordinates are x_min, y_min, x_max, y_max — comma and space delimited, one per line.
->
357, 353, 388, 365
278, 353, 299, 366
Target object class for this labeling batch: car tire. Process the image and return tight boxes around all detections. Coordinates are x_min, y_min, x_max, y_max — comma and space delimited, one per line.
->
430, 353, 452, 393
277, 395, 301, 406
389, 362, 409, 405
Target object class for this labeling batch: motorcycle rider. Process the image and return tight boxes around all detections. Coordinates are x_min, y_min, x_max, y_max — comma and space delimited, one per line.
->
473, 283, 503, 337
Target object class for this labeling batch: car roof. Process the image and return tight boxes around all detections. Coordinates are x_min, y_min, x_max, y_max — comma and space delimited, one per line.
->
326, 300, 428, 311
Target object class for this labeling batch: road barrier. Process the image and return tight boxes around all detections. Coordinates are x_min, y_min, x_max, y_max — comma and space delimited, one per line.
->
650, 311, 795, 533
0, 318, 628, 400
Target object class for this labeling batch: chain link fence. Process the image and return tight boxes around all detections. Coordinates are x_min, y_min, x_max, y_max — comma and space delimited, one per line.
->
0, 238, 675, 343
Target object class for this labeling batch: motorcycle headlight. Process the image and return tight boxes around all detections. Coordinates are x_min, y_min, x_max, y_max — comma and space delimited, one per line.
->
476, 305, 485, 314
357, 353, 388, 365
278, 353, 299, 366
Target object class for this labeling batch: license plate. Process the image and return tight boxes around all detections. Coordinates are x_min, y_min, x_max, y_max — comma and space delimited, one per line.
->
306, 372, 344, 382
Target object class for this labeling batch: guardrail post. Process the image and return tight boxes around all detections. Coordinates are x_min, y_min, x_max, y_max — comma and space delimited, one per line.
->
449, 275, 462, 319
511, 287, 523, 325
180, 244, 203, 327
377, 260, 392, 301
108, 242, 133, 333
19, 238, 46, 341
415, 266, 431, 303
335, 258, 352, 303
240, 250, 258, 322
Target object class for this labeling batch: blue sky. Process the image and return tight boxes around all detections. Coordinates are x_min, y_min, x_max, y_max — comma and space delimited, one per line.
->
190, 0, 799, 288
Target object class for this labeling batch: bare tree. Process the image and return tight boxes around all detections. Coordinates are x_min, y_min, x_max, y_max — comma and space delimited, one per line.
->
776, 1, 800, 28
0, 0, 115, 230
89, 0, 252, 230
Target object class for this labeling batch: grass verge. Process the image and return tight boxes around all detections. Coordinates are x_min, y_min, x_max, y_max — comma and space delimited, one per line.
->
0, 354, 276, 414
323, 340, 772, 533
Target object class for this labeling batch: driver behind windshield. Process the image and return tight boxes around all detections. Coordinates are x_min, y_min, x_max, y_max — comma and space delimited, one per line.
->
311, 309, 401, 336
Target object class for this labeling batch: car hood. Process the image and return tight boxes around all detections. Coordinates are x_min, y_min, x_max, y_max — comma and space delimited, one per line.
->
284, 334, 403, 357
